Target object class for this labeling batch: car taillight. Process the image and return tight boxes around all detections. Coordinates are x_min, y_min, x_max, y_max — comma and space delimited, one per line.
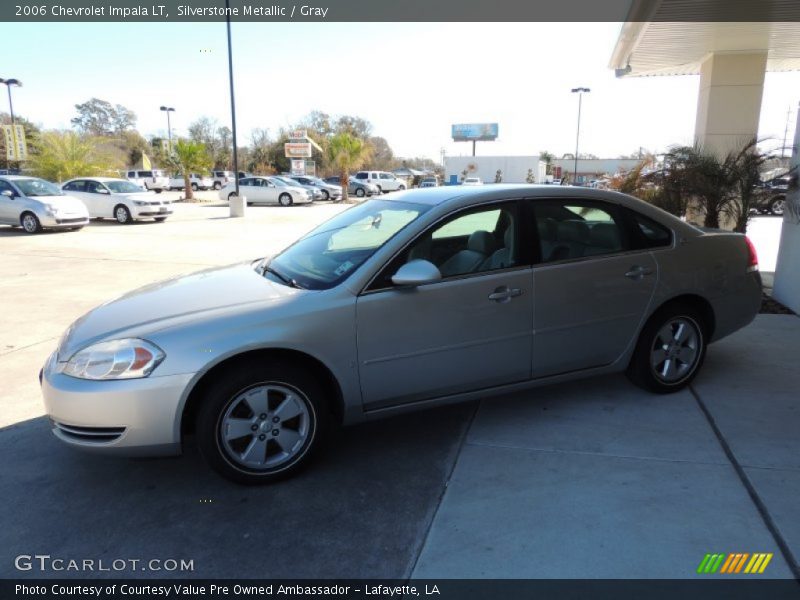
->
745, 236, 759, 272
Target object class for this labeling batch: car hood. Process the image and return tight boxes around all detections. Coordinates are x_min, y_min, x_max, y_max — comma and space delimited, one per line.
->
57, 262, 299, 359
32, 194, 87, 212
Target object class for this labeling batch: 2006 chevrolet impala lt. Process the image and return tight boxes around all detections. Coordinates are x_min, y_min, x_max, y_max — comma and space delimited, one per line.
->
41, 185, 762, 483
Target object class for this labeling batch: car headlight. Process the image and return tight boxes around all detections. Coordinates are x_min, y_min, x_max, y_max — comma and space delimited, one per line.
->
62, 338, 165, 380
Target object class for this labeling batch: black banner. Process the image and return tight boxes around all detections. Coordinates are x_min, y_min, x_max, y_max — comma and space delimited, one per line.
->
3, 0, 800, 23
3, 580, 800, 600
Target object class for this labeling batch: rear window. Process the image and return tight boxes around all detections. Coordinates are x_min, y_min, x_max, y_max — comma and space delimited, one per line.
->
140, 171, 153, 177
355, 173, 367, 179
628, 211, 672, 248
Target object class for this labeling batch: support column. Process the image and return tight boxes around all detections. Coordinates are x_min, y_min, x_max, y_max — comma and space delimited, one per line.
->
772, 104, 800, 314
694, 52, 767, 156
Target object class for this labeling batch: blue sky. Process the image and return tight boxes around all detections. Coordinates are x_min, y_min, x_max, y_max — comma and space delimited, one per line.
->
4, 22, 799, 160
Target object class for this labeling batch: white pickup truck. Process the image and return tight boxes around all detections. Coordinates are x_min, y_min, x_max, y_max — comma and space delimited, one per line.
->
126, 169, 170, 193
353, 171, 407, 193
167, 173, 214, 191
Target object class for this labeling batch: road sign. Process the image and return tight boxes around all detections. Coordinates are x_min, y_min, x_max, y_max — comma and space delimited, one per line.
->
285, 142, 312, 158
3, 125, 28, 161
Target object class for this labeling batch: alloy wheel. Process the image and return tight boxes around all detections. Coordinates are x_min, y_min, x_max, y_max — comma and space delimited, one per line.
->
218, 383, 312, 471
650, 317, 701, 384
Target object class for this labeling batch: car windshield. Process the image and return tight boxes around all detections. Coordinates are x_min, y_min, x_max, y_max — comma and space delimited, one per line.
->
14, 178, 63, 197
268, 177, 291, 187
104, 180, 144, 193
266, 199, 430, 290
276, 177, 301, 186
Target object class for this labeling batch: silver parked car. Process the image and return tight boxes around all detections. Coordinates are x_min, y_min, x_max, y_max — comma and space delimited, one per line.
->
41, 185, 761, 483
0, 176, 89, 233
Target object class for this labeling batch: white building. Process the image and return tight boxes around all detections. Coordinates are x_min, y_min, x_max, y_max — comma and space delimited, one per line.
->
444, 155, 545, 185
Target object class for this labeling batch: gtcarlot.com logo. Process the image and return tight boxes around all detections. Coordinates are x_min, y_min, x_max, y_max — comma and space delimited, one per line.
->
15, 554, 194, 573
697, 552, 773, 574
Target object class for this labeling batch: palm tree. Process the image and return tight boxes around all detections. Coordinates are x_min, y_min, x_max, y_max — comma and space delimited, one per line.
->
726, 138, 773, 233
326, 132, 370, 203
165, 139, 212, 201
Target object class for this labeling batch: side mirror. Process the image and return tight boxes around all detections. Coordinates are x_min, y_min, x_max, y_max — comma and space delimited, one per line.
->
391, 259, 442, 287
1, 190, 14, 198
98, 188, 110, 194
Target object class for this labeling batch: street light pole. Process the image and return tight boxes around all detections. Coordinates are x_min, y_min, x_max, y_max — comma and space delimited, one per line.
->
225, 0, 240, 199
571, 87, 590, 185
159, 106, 175, 150
0, 78, 22, 126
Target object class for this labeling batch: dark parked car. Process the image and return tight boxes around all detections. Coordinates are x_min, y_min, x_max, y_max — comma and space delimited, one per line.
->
753, 175, 789, 216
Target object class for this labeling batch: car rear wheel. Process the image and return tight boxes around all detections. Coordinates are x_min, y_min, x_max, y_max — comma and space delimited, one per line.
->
279, 193, 293, 207
195, 360, 329, 484
320, 190, 330, 201
191, 183, 198, 192
771, 197, 785, 216
398, 185, 406, 191
627, 302, 706, 393
355, 187, 366, 197
21, 212, 42, 234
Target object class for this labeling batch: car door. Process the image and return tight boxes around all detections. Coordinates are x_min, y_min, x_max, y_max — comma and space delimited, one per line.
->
87, 180, 114, 218
0, 179, 19, 224
529, 198, 658, 378
262, 179, 282, 203
356, 201, 533, 410
237, 178, 258, 202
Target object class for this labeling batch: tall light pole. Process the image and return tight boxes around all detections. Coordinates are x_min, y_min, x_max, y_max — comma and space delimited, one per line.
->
571, 87, 590, 185
225, 0, 240, 199
0, 78, 22, 126
159, 106, 175, 150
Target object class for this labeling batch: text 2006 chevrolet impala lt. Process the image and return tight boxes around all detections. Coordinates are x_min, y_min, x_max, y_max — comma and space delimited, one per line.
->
41, 185, 761, 483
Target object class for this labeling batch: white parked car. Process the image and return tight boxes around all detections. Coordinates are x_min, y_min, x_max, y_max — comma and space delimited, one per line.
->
126, 169, 169, 193
218, 176, 313, 206
462, 177, 483, 186
62, 177, 173, 224
0, 176, 89, 233
167, 173, 214, 192
354, 171, 407, 193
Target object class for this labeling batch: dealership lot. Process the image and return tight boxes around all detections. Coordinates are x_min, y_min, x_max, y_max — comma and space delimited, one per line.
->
0, 204, 797, 579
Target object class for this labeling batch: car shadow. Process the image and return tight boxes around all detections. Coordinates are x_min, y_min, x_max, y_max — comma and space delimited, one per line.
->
0, 403, 475, 579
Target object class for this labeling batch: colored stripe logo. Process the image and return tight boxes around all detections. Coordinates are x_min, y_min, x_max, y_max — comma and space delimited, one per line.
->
697, 553, 773, 574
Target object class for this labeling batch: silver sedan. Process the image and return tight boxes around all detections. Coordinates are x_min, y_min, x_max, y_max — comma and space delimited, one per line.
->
0, 176, 89, 233
41, 185, 762, 483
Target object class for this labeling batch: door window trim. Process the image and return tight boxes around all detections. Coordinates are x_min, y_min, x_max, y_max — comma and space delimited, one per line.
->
361, 198, 529, 295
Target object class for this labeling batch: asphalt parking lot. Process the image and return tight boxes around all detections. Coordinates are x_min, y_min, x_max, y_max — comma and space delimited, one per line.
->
0, 201, 798, 580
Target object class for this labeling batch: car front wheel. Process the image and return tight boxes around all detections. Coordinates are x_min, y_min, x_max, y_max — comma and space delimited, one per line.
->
115, 205, 132, 224
195, 360, 329, 484
21, 212, 42, 234
771, 197, 785, 216
278, 193, 293, 207
355, 187, 365, 197
627, 302, 707, 393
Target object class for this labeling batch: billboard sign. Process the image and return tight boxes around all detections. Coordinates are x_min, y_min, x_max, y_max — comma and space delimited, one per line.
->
289, 130, 307, 140
285, 142, 312, 158
304, 160, 316, 176
451, 123, 498, 142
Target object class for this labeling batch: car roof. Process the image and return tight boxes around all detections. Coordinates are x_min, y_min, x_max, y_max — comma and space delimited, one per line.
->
0, 175, 41, 181
64, 176, 126, 182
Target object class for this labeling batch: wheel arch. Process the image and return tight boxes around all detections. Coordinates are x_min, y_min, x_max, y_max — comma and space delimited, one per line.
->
644, 293, 716, 340
179, 348, 345, 438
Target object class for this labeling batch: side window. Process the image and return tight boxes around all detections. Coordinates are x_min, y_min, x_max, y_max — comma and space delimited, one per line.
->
628, 210, 672, 249
355, 172, 367, 180
380, 173, 391, 180
127, 171, 135, 178
63, 181, 83, 192
240, 178, 252, 186
140, 171, 152, 178
404, 204, 518, 279
533, 200, 626, 263
85, 181, 101, 193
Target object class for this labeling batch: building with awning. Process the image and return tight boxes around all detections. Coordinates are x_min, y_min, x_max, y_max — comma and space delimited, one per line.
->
608, 0, 800, 312
609, 2, 800, 155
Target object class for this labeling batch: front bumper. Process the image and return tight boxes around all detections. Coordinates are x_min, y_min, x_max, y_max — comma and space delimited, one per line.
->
134, 206, 173, 218
40, 214, 90, 228
41, 354, 194, 456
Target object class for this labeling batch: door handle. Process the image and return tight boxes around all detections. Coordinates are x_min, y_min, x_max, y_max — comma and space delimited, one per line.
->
625, 265, 653, 280
488, 286, 523, 302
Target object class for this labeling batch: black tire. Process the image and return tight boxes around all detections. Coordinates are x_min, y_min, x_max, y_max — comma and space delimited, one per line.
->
355, 187, 366, 198
279, 193, 293, 207
398, 185, 406, 191
154, 189, 162, 194
626, 302, 707, 394
195, 359, 330, 484
114, 204, 132, 224
20, 212, 42, 234
770, 197, 785, 216
214, 182, 222, 190
321, 190, 330, 201
154, 216, 167, 222
191, 183, 198, 192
